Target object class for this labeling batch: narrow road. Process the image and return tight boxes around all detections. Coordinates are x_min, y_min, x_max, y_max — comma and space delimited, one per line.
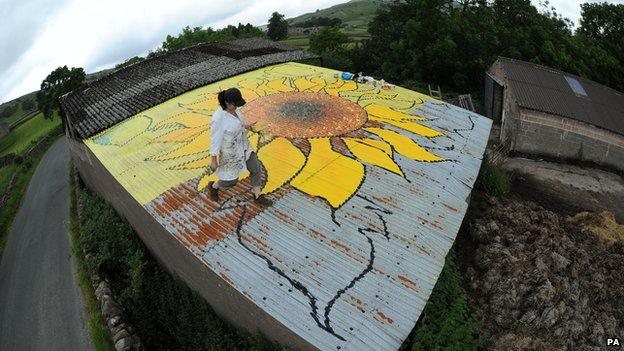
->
0, 137, 93, 351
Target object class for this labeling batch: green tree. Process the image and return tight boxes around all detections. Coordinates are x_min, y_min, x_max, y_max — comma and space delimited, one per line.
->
267, 12, 288, 41
309, 26, 349, 54
115, 56, 144, 70
21, 98, 35, 112
161, 23, 264, 53
36, 66, 85, 119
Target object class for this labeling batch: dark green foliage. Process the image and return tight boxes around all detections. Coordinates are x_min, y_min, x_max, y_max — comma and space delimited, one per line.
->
309, 26, 351, 71
115, 56, 145, 70
77, 188, 281, 351
350, 0, 624, 94
20, 98, 35, 112
0, 103, 18, 119
293, 16, 342, 28
475, 157, 511, 197
36, 66, 85, 119
400, 249, 485, 351
161, 23, 265, 53
309, 26, 349, 54
267, 12, 288, 41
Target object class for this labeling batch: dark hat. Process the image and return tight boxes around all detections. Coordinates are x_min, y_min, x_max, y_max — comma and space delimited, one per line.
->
223, 88, 246, 107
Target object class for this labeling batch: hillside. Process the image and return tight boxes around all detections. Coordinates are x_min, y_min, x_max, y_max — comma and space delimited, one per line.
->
286, 0, 389, 28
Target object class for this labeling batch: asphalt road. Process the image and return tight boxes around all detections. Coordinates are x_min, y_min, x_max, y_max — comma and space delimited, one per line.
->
0, 137, 93, 350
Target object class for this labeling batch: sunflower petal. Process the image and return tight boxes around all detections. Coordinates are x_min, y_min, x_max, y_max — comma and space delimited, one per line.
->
184, 96, 220, 111
325, 80, 357, 96
343, 137, 403, 176
365, 103, 426, 121
365, 127, 443, 162
154, 126, 205, 143
291, 138, 364, 208
149, 129, 210, 161
155, 112, 211, 129
368, 115, 443, 137
258, 137, 306, 194
267, 77, 293, 92
293, 77, 318, 92
196, 170, 250, 191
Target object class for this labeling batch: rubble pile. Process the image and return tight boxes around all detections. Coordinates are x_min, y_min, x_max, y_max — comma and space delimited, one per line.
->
467, 196, 624, 351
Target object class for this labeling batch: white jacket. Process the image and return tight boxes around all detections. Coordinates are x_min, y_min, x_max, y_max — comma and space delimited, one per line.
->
210, 107, 253, 181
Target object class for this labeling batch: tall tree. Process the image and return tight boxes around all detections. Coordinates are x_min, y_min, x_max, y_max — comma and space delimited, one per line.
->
267, 12, 288, 41
37, 66, 85, 119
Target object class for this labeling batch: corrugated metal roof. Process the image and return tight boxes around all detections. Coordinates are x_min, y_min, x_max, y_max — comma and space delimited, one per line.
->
498, 57, 624, 136
60, 38, 319, 139
83, 62, 492, 351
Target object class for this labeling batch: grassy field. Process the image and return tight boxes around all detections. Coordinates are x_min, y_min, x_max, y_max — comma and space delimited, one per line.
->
0, 112, 61, 157
0, 132, 61, 258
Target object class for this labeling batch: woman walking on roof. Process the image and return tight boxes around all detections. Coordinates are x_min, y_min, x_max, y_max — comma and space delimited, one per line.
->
207, 87, 267, 203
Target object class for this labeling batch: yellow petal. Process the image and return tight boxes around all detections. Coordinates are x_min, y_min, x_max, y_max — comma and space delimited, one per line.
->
343, 137, 403, 176
155, 112, 211, 129
197, 172, 218, 191
170, 156, 210, 170
196, 170, 250, 191
154, 126, 205, 143
94, 115, 151, 146
293, 77, 319, 92
364, 103, 426, 121
267, 77, 293, 92
291, 138, 364, 208
368, 115, 444, 138
325, 80, 357, 96
239, 87, 260, 102
248, 132, 259, 150
149, 129, 210, 161
185, 96, 220, 111
258, 137, 306, 194
308, 77, 326, 92
239, 79, 259, 90
365, 127, 443, 162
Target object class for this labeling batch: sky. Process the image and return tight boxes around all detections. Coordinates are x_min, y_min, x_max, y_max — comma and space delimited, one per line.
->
0, 0, 622, 104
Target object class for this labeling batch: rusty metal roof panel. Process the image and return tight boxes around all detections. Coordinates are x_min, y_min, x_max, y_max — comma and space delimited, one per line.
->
82, 62, 491, 351
498, 57, 624, 135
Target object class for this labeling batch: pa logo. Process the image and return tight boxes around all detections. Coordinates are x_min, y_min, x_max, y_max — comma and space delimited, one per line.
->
606, 338, 621, 347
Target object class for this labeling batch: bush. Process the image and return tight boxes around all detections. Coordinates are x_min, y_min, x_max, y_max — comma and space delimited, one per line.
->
475, 157, 511, 197
401, 250, 485, 351
77, 187, 280, 351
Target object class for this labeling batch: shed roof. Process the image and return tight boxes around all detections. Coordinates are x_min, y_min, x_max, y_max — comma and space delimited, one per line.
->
83, 61, 492, 351
498, 57, 624, 136
60, 38, 319, 139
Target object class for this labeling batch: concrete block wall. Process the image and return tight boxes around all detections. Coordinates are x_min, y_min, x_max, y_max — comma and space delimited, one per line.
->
510, 108, 624, 171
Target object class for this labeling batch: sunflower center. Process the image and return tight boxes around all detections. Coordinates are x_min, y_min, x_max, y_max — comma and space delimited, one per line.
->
242, 92, 367, 138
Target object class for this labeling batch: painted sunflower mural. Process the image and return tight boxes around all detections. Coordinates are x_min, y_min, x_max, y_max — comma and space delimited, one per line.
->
147, 62, 444, 209
85, 61, 491, 351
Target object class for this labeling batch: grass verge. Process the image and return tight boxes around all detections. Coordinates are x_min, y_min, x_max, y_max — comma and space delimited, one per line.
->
475, 157, 511, 198
69, 163, 115, 351
0, 133, 60, 257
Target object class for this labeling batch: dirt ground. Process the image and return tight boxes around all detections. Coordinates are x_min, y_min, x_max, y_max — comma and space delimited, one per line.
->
457, 191, 623, 351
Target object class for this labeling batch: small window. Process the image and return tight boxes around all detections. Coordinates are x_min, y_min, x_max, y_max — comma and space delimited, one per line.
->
564, 76, 588, 97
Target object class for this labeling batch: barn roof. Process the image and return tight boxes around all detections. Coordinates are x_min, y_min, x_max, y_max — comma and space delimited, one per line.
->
60, 38, 319, 139
82, 59, 492, 351
498, 57, 624, 136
